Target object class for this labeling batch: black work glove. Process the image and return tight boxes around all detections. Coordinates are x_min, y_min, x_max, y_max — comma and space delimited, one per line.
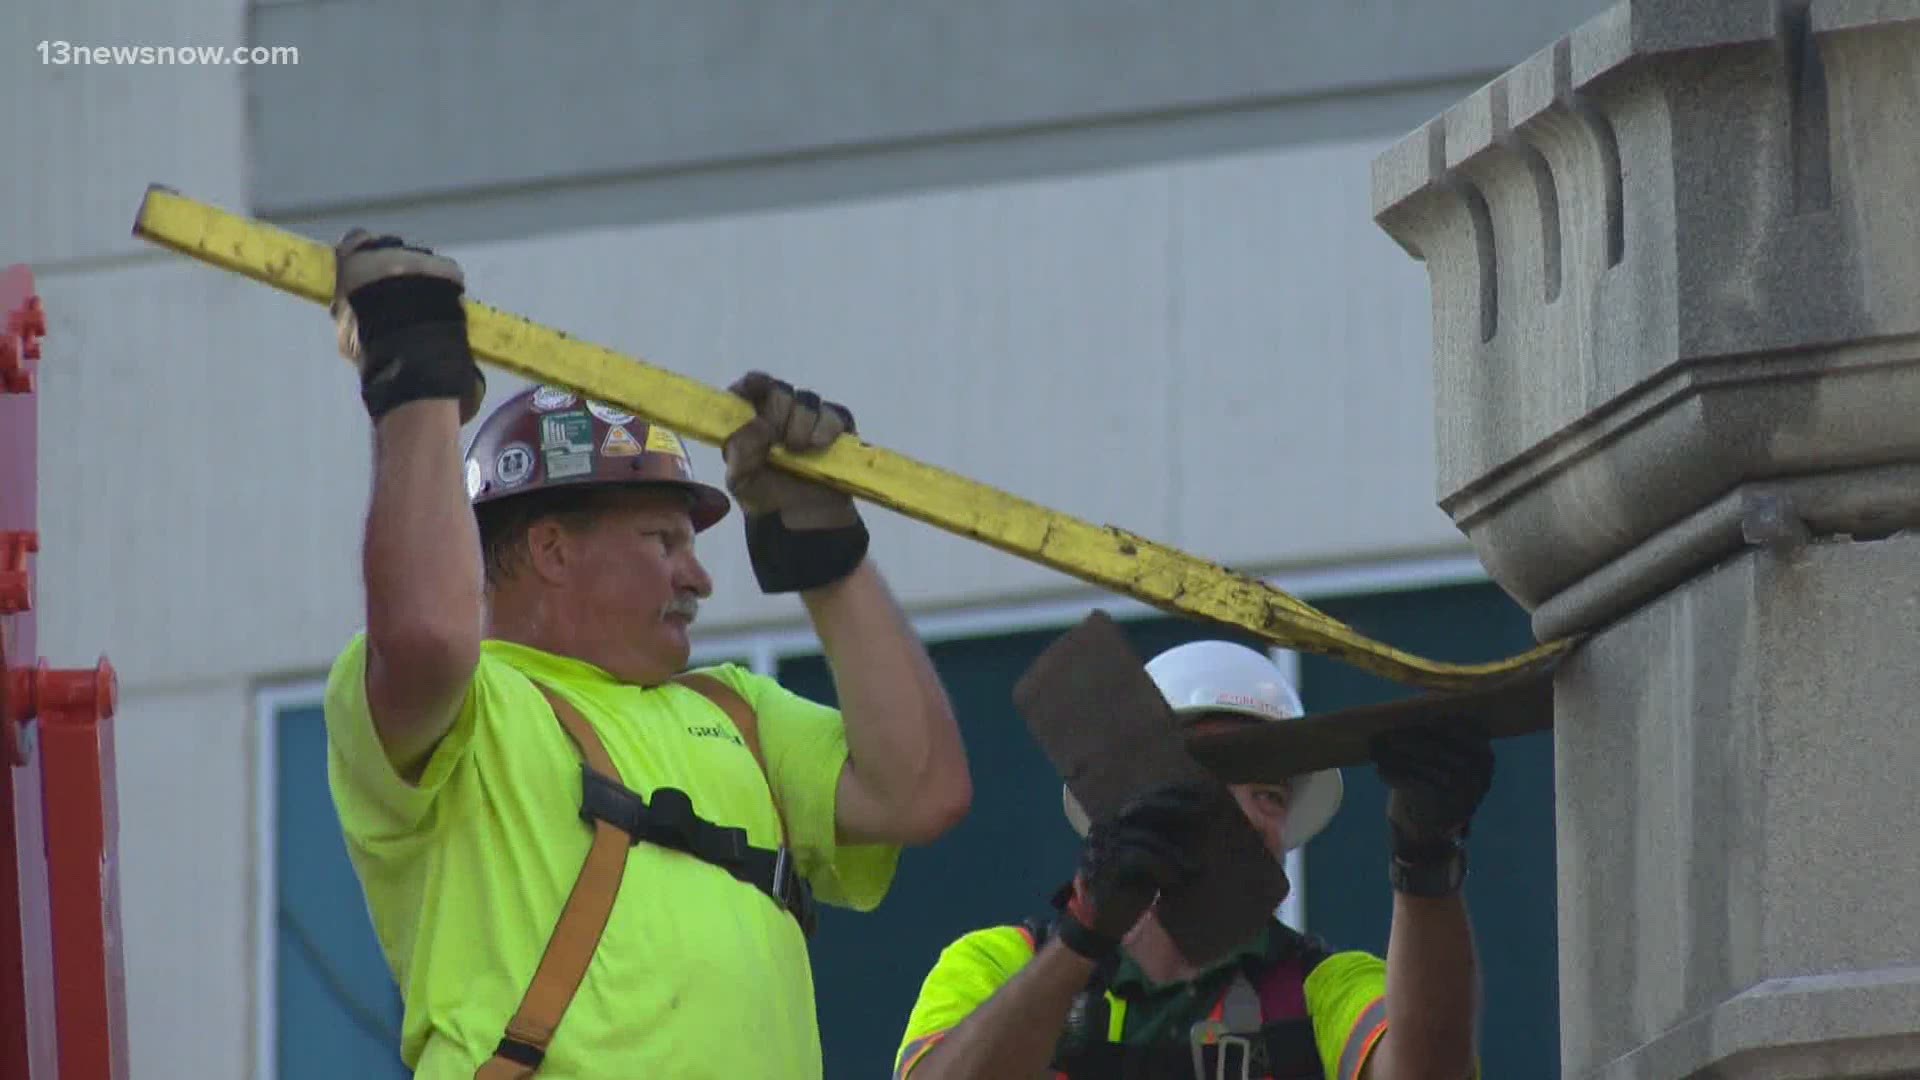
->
1370, 722, 1495, 897
1057, 781, 1213, 960
331, 229, 485, 423
722, 371, 868, 593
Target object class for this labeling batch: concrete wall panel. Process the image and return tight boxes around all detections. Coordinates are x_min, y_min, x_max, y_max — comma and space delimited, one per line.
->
1170, 138, 1457, 566
111, 681, 254, 1080
5, 0, 251, 266
248, 0, 1603, 214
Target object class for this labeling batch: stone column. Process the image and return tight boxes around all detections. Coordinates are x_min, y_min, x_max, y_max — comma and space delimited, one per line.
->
1372, 1, 1920, 1076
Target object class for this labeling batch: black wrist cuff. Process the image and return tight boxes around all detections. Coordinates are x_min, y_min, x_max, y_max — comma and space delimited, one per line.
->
744, 513, 869, 594
346, 277, 466, 341
359, 322, 485, 422
1389, 817, 1470, 858
1054, 911, 1118, 962
348, 276, 482, 422
1388, 844, 1468, 897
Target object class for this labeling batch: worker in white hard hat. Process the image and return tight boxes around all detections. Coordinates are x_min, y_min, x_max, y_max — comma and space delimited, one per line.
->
893, 639, 1492, 1080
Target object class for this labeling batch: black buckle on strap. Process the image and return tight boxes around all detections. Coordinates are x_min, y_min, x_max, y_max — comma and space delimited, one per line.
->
641, 786, 698, 850
493, 1035, 544, 1068
580, 767, 646, 838
699, 819, 750, 870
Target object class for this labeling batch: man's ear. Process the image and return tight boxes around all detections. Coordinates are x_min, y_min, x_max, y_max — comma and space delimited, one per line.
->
523, 518, 574, 585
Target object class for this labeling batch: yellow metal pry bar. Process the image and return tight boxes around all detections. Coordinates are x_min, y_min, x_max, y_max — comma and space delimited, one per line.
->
130, 184, 1577, 692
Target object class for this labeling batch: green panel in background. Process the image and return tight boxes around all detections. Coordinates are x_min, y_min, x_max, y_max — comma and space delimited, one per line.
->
1297, 582, 1559, 1077
780, 615, 1274, 1079
274, 704, 411, 1080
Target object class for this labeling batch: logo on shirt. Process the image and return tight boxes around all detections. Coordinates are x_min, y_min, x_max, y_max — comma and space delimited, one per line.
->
687, 724, 744, 747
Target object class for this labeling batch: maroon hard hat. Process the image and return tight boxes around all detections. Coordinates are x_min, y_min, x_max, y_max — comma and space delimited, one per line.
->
462, 384, 731, 531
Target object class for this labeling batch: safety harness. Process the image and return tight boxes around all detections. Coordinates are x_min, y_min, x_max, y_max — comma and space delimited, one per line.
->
473, 673, 816, 1079
1023, 911, 1330, 1080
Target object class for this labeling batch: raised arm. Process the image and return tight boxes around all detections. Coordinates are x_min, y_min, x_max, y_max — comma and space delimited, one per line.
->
907, 782, 1212, 1078
333, 231, 488, 777
1361, 725, 1495, 1080
720, 372, 971, 845
803, 561, 970, 845
904, 937, 1095, 1080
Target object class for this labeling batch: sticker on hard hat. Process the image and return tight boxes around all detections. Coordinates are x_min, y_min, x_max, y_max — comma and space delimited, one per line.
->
532, 385, 577, 412
540, 412, 595, 455
546, 450, 594, 479
644, 426, 689, 460
588, 401, 635, 425
601, 424, 643, 456
465, 459, 484, 499
494, 443, 535, 488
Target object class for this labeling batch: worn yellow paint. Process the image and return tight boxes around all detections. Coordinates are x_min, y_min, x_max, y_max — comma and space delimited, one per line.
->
132, 185, 1576, 691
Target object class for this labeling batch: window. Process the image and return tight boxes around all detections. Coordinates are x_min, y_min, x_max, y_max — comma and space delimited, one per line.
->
258, 688, 408, 1080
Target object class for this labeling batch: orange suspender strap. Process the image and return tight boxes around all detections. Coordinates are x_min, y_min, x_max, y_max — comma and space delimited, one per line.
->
474, 682, 629, 1079
473, 674, 783, 1079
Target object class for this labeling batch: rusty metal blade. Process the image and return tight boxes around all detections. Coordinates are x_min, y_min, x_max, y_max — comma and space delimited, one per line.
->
1185, 661, 1561, 783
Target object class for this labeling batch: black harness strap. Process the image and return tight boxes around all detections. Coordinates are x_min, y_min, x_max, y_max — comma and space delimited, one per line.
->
578, 768, 817, 936
1025, 907, 1332, 1079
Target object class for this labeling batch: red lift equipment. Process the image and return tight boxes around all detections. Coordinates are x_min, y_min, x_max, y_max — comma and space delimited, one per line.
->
1, 263, 128, 1080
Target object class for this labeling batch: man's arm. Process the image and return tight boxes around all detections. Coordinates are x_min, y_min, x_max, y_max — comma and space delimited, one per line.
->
1358, 723, 1495, 1080
1361, 894, 1479, 1080
719, 371, 971, 846
333, 231, 488, 779
803, 559, 971, 845
910, 782, 1213, 1077
361, 399, 484, 778
904, 937, 1091, 1080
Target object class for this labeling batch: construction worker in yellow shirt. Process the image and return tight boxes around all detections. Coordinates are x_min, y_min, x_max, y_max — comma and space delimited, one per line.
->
318, 230, 973, 1078
894, 640, 1490, 1079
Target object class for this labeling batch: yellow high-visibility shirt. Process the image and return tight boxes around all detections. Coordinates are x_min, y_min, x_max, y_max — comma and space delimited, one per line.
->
324, 635, 901, 1079
893, 921, 1465, 1080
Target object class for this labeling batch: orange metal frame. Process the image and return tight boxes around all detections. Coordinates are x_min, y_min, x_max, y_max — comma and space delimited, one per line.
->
2, 264, 128, 1080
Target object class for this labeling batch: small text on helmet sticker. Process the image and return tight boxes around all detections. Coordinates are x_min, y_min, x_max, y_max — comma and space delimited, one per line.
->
532, 385, 577, 412
539, 412, 595, 455
644, 426, 689, 460
1212, 692, 1284, 718
546, 449, 594, 480
588, 401, 635, 425
601, 424, 643, 456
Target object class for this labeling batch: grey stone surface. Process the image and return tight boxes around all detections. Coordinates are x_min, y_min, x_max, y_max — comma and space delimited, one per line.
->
1586, 967, 1920, 1079
1372, 0, 1920, 612
247, 0, 1603, 216
1553, 532, 1920, 1075
1816, 0, 1920, 34
1533, 462, 1920, 641
1381, 3, 1920, 1074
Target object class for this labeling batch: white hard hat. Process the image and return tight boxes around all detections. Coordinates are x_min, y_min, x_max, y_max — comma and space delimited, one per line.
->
1062, 640, 1343, 852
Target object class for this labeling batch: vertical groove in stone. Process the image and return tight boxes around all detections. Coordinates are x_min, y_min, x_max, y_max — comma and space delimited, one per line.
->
1781, 0, 1835, 214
